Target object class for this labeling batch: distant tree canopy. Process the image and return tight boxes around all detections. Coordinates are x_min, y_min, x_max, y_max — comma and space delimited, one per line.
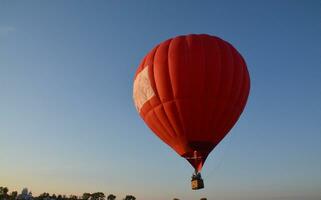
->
0, 186, 138, 200
123, 195, 136, 200
10, 191, 18, 200
107, 194, 116, 200
82, 193, 91, 200
69, 194, 78, 200
91, 192, 105, 200
0, 187, 9, 199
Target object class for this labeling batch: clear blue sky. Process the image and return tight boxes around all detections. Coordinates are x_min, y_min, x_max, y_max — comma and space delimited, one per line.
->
1, 1, 320, 200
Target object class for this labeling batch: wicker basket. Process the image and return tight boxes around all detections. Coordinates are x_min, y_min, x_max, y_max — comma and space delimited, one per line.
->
191, 178, 204, 190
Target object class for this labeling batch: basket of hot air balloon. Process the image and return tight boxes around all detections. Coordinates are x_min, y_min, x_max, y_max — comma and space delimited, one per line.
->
191, 171, 204, 190
133, 34, 250, 190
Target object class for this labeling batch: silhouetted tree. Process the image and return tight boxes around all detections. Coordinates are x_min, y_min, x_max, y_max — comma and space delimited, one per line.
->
3, 187, 9, 195
123, 195, 135, 200
0, 187, 3, 199
38, 192, 50, 200
69, 195, 78, 200
107, 194, 116, 200
82, 193, 91, 200
10, 191, 18, 200
0, 187, 9, 199
91, 192, 105, 200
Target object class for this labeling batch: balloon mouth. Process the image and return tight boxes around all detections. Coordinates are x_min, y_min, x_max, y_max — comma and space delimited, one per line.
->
184, 151, 205, 172
180, 141, 215, 172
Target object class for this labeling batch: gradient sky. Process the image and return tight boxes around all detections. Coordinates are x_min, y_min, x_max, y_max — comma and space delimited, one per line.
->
1, 1, 321, 200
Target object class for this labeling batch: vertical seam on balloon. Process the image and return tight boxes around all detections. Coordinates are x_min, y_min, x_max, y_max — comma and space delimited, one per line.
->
216, 43, 236, 134
152, 44, 178, 139
166, 36, 189, 145
171, 36, 186, 143
205, 37, 218, 141
223, 59, 248, 135
150, 45, 160, 98
220, 49, 245, 134
208, 38, 222, 136
143, 46, 172, 139
190, 35, 202, 141
152, 46, 160, 101
200, 35, 207, 138
202, 36, 211, 139
179, 35, 190, 144
163, 38, 180, 138
159, 39, 178, 138
218, 43, 235, 132
144, 51, 156, 115
142, 47, 159, 116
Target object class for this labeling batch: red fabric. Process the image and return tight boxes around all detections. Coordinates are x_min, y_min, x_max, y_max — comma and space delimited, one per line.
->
134, 34, 250, 172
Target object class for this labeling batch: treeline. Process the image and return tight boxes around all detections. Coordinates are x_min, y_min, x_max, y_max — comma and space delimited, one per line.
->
0, 187, 135, 200
0, 186, 207, 200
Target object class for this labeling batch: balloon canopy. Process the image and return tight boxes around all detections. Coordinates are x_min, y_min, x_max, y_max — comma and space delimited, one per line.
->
133, 34, 250, 173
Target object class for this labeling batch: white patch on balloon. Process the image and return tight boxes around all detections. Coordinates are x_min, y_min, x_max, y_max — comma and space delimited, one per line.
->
133, 66, 155, 112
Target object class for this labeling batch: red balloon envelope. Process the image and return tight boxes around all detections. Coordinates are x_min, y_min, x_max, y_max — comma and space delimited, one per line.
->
133, 34, 250, 173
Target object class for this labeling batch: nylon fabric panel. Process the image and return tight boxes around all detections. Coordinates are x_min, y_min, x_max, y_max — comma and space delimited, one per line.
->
183, 35, 205, 141
144, 109, 173, 147
221, 64, 250, 136
162, 101, 185, 147
154, 39, 173, 101
217, 44, 242, 134
168, 36, 203, 142
197, 35, 227, 142
153, 40, 183, 139
217, 49, 245, 134
203, 36, 222, 142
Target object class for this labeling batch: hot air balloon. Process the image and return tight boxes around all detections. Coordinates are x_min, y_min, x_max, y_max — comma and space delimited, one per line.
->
133, 34, 250, 190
